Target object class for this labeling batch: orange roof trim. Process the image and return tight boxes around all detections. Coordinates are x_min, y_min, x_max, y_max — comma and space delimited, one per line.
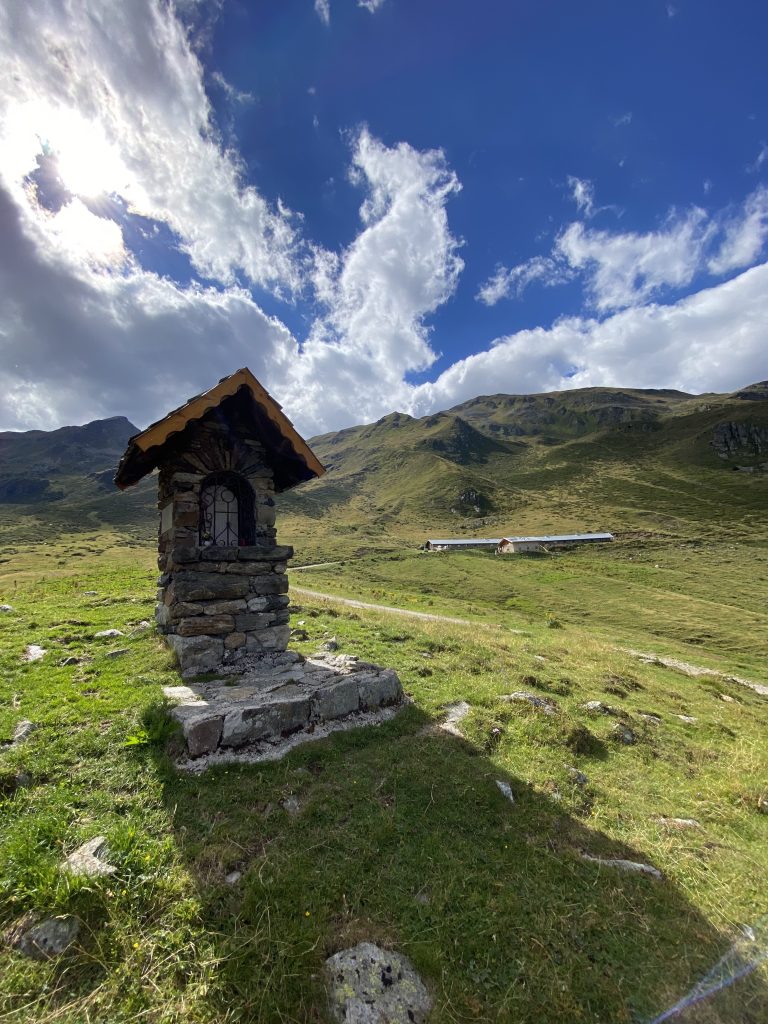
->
114, 367, 324, 490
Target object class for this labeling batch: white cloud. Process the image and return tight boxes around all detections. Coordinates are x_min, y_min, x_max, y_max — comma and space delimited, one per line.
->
0, 181, 299, 431
1, 0, 766, 443
315, 0, 331, 25
280, 128, 464, 432
210, 70, 254, 105
477, 257, 572, 305
555, 208, 712, 311
612, 112, 633, 127
414, 262, 768, 414
358, 0, 387, 11
567, 176, 596, 218
708, 186, 768, 274
747, 142, 768, 174
0, 0, 300, 294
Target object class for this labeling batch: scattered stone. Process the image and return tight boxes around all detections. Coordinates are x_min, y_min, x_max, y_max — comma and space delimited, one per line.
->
94, 629, 124, 639
567, 767, 589, 786
134, 620, 152, 631
82, 591, 98, 596
60, 656, 81, 666
581, 852, 662, 880
580, 700, 617, 715
639, 712, 662, 724
0, 604, 13, 612
61, 836, 116, 877
8, 914, 80, 960
291, 628, 310, 641
657, 817, 701, 830
610, 723, 637, 745
623, 648, 768, 698
414, 891, 430, 905
14, 771, 32, 789
439, 701, 470, 737
503, 692, 558, 715
322, 637, 339, 652
675, 714, 697, 724
12, 720, 37, 744
757, 796, 768, 815
105, 648, 129, 659
225, 869, 242, 885
719, 693, 736, 703
282, 795, 301, 815
496, 779, 515, 803
22, 645, 46, 662
324, 942, 432, 1024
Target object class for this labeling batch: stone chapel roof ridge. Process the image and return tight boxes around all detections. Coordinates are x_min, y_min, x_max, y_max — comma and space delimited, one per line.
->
114, 367, 325, 491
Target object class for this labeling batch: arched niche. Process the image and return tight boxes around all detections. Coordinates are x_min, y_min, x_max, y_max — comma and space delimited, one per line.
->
199, 471, 256, 547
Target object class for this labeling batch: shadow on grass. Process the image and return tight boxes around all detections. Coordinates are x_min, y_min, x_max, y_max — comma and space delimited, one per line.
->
138, 703, 766, 1024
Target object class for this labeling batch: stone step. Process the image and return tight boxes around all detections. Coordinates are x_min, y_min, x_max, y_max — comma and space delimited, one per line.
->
165, 653, 403, 757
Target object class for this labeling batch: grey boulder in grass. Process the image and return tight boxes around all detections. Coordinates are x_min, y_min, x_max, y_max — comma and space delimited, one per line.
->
324, 942, 432, 1024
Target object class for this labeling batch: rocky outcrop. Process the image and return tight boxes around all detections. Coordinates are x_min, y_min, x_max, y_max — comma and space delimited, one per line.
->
711, 422, 768, 461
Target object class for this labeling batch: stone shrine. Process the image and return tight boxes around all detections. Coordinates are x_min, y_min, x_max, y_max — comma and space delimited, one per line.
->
115, 368, 404, 761
115, 367, 324, 675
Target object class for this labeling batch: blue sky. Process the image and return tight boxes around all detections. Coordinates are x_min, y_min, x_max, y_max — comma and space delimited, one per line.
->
0, 0, 766, 435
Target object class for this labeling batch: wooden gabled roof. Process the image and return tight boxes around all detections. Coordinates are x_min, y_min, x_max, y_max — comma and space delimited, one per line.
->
114, 368, 324, 492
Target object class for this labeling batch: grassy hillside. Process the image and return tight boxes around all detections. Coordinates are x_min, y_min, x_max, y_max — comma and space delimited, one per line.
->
1, 384, 766, 560
278, 384, 768, 563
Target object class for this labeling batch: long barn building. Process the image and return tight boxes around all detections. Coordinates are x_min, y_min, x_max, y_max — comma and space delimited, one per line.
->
424, 532, 614, 553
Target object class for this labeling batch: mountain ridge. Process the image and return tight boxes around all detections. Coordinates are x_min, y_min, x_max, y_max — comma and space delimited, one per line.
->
0, 385, 766, 551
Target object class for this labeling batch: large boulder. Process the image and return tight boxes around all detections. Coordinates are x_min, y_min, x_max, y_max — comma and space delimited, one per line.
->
324, 942, 432, 1024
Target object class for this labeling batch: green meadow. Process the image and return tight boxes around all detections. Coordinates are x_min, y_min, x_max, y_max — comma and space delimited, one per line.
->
1, 530, 767, 1023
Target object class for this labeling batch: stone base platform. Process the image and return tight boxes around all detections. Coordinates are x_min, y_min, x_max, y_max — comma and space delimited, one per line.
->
163, 651, 404, 763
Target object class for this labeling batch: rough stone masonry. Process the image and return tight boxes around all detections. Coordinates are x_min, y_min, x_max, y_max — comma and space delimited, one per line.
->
153, 417, 291, 677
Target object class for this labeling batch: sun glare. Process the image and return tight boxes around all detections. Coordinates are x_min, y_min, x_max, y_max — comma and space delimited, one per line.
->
43, 108, 131, 199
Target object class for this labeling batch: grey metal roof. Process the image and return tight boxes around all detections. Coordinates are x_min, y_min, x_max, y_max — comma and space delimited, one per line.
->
427, 538, 501, 545
499, 533, 614, 543
427, 532, 613, 546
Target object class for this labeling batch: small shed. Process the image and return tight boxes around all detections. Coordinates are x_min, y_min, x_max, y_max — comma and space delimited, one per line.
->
115, 368, 324, 676
497, 532, 614, 554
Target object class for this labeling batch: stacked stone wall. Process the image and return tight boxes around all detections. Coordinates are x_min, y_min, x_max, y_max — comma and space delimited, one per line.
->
154, 416, 293, 676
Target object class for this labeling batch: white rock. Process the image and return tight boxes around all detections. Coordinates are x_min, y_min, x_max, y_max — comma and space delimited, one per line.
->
61, 836, 116, 878
0, 604, 13, 612
657, 817, 701, 830
12, 720, 37, 744
675, 714, 697, 724
95, 629, 124, 638
105, 648, 129, 659
495, 780, 515, 803
22, 645, 46, 662
225, 870, 242, 885
581, 852, 662, 879
439, 701, 470, 736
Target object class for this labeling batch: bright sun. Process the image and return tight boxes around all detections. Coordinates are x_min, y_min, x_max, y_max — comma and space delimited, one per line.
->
44, 107, 132, 199
4, 101, 150, 264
